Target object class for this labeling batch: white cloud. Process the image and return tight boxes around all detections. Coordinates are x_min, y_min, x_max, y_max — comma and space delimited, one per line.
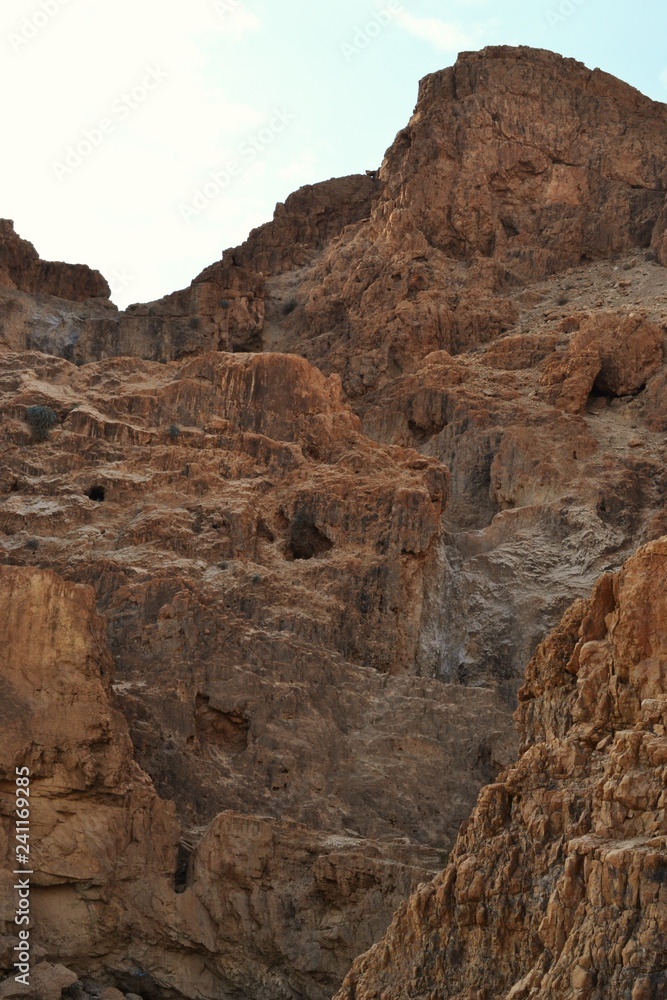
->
394, 12, 475, 52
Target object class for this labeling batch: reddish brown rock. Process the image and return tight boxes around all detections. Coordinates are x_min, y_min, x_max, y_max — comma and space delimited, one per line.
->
0, 350, 515, 998
540, 312, 665, 413
641, 366, 667, 431
0, 566, 179, 975
0, 221, 110, 302
380, 47, 667, 273
1, 45, 667, 1000
335, 541, 667, 1000
264, 46, 667, 402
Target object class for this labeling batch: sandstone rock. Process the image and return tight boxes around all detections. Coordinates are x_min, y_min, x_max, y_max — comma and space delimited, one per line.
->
0, 221, 110, 303
335, 541, 667, 999
0, 352, 513, 998
2, 44, 667, 1000
540, 312, 664, 412
0, 963, 78, 1000
0, 566, 180, 976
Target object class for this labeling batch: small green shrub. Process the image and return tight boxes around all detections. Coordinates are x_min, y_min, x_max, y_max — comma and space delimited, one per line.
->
168, 423, 181, 441
24, 405, 58, 442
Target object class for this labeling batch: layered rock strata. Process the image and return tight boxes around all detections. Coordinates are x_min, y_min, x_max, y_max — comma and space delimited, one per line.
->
1, 43, 667, 1000
0, 350, 513, 998
336, 539, 667, 1000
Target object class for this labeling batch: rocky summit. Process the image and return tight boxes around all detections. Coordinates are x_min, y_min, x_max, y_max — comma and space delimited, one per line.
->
0, 44, 666, 1000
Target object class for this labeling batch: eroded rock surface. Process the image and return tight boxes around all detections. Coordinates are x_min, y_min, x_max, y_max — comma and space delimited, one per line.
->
336, 540, 667, 1000
0, 221, 110, 304
0, 566, 179, 977
0, 564, 507, 1000
0, 350, 513, 998
1, 43, 667, 1000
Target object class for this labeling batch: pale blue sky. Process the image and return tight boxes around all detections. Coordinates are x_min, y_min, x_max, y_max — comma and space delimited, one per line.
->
2, 0, 666, 306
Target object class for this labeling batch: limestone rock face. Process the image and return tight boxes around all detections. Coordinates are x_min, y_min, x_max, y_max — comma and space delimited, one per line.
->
0, 350, 513, 998
0, 175, 376, 363
383, 47, 667, 270
0, 565, 180, 975
1, 44, 667, 1000
266, 46, 667, 403
335, 539, 667, 1000
0, 221, 110, 303
538, 312, 664, 413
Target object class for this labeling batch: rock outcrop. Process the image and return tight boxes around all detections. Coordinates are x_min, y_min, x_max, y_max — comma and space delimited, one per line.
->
0, 565, 457, 999
0, 566, 179, 976
0, 221, 110, 303
1, 44, 667, 1000
0, 174, 377, 363
0, 351, 514, 998
269, 46, 667, 401
336, 539, 667, 1000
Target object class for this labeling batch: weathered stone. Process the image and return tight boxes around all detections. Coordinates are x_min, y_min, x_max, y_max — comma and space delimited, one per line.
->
335, 541, 667, 999
0, 221, 110, 303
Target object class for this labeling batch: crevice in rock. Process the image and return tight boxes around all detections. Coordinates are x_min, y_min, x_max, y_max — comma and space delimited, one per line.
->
174, 842, 192, 894
194, 694, 249, 752
287, 510, 333, 560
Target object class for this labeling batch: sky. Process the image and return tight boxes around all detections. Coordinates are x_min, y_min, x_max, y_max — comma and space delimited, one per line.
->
2, 0, 667, 308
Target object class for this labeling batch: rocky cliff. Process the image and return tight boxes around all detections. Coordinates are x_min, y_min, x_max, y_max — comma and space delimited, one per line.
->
335, 539, 667, 999
0, 352, 513, 998
0, 221, 110, 304
1, 43, 666, 1000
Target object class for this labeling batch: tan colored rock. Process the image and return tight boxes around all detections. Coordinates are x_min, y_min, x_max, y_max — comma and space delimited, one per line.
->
642, 368, 667, 431
1, 44, 667, 1000
0, 221, 110, 303
0, 566, 180, 976
262, 46, 667, 403
335, 541, 667, 1000
0, 352, 514, 998
650, 196, 667, 267
540, 312, 664, 412
0, 963, 78, 1000
98, 989, 125, 1000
